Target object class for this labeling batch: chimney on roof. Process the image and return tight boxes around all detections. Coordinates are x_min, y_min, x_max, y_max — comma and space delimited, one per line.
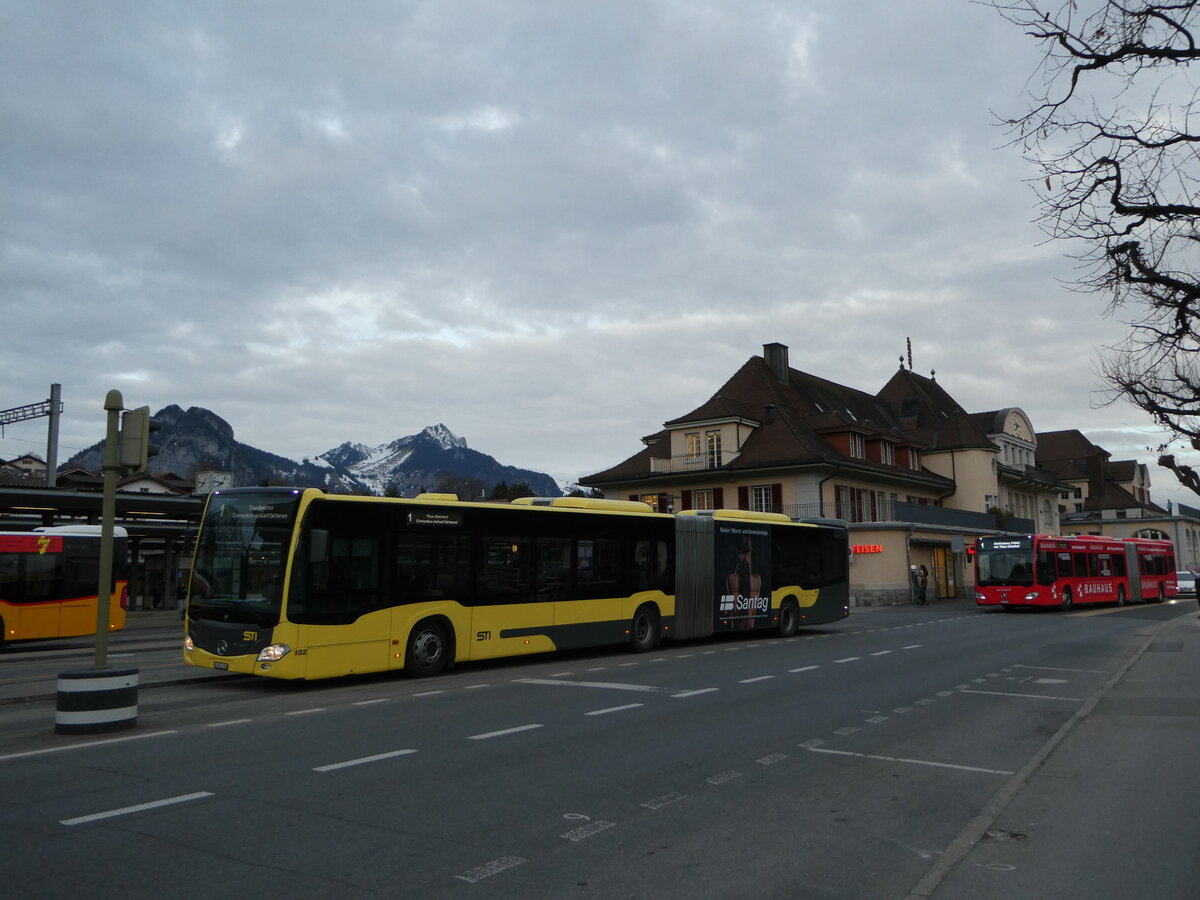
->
763, 343, 789, 385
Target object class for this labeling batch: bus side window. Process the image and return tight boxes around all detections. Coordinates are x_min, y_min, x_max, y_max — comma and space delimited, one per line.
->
479, 537, 532, 604
576, 538, 620, 599
536, 537, 573, 600
627, 539, 671, 593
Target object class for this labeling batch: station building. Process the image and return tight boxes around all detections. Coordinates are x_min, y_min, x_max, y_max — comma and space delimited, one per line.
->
581, 343, 1076, 605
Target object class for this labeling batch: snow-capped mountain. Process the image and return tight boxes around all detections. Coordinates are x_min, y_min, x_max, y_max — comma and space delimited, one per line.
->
64, 409, 564, 498
318, 424, 560, 498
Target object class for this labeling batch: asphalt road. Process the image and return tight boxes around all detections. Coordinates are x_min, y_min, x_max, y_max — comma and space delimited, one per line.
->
1, 600, 1197, 898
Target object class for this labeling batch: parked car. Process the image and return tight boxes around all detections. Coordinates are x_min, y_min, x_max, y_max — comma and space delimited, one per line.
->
1175, 570, 1196, 599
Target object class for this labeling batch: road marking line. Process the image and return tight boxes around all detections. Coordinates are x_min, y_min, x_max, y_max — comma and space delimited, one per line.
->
740, 675, 775, 683
413, 690, 444, 697
902, 644, 923, 650
834, 657, 860, 663
561, 819, 616, 842
206, 719, 252, 727
352, 698, 390, 706
959, 689, 1082, 701
789, 665, 819, 673
285, 708, 325, 716
455, 856, 525, 883
671, 687, 718, 698
870, 650, 892, 656
314, 749, 418, 772
62, 791, 213, 826
0, 730, 177, 763
586, 703, 643, 716
642, 792, 687, 810
468, 724, 543, 740
707, 769, 741, 784
515, 678, 660, 693
804, 747, 1013, 776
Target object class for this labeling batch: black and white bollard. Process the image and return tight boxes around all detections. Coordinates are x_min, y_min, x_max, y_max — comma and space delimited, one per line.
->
55, 668, 139, 734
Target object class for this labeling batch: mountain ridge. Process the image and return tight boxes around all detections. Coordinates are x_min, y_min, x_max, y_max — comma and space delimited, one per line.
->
63, 407, 564, 498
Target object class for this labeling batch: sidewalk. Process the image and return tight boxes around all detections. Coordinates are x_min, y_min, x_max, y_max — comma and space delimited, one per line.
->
911, 607, 1200, 898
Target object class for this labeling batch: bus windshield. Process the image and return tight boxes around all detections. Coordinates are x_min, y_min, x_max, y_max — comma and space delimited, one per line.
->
187, 490, 301, 627
976, 537, 1035, 587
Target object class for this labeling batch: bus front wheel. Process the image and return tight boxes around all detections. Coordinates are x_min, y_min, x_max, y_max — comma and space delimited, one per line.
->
777, 599, 799, 637
1060, 587, 1073, 611
629, 604, 660, 653
406, 620, 451, 677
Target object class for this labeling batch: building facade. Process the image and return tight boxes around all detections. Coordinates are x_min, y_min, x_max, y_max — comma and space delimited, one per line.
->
581, 343, 1071, 605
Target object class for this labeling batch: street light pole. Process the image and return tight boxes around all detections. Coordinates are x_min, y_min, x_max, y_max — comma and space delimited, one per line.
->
94, 389, 124, 669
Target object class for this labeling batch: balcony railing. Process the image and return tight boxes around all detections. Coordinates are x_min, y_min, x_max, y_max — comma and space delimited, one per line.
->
781, 499, 1034, 533
650, 450, 741, 474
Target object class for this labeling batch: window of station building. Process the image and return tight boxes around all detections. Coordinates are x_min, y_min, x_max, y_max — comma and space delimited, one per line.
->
686, 432, 701, 459
639, 493, 674, 514
880, 441, 895, 466
693, 488, 714, 510
908, 448, 921, 471
849, 433, 865, 459
750, 485, 773, 512
705, 430, 722, 467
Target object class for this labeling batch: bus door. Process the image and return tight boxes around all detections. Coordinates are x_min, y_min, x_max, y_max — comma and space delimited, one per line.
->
551, 536, 623, 646
59, 539, 101, 637
9, 541, 62, 639
1125, 544, 1145, 600
470, 535, 556, 660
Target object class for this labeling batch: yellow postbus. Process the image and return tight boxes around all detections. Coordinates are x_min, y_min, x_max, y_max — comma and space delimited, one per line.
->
0, 525, 128, 648
182, 488, 848, 679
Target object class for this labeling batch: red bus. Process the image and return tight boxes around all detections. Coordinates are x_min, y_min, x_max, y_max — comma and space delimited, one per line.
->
974, 534, 1177, 610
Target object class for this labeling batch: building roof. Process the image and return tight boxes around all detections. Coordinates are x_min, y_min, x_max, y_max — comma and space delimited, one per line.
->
584, 353, 964, 490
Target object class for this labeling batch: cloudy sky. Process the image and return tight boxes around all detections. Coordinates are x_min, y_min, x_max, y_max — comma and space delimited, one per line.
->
3, 1, 1195, 507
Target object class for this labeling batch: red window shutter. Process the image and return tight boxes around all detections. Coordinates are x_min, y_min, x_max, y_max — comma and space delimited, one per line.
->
713, 487, 725, 508
738, 486, 749, 509
771, 483, 783, 513
680, 490, 692, 511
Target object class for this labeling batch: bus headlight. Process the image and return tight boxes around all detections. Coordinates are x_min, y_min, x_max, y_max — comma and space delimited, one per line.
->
257, 644, 291, 662
1024, 592, 1039, 601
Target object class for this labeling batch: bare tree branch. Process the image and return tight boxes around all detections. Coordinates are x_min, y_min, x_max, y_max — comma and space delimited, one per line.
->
993, 0, 1200, 496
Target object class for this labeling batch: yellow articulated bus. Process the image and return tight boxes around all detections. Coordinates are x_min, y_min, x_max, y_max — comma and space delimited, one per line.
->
182, 488, 848, 679
0, 525, 128, 648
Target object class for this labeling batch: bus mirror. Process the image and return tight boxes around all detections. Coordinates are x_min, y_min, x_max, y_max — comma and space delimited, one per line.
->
310, 529, 329, 563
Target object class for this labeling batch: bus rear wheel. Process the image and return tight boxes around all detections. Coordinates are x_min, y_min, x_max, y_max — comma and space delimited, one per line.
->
777, 599, 799, 637
1116, 585, 1127, 606
1060, 587, 1073, 611
629, 604, 660, 653
406, 620, 450, 677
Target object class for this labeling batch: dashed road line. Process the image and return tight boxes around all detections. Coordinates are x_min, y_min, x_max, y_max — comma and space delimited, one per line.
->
468, 724, 544, 740
586, 703, 644, 716
61, 791, 213, 826
314, 748, 417, 772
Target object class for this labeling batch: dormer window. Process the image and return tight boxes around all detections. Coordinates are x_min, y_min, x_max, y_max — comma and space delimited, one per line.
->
880, 442, 895, 466
849, 433, 865, 459
908, 448, 921, 471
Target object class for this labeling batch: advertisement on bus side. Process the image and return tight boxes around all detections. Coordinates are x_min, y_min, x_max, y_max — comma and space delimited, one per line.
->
715, 525, 772, 631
